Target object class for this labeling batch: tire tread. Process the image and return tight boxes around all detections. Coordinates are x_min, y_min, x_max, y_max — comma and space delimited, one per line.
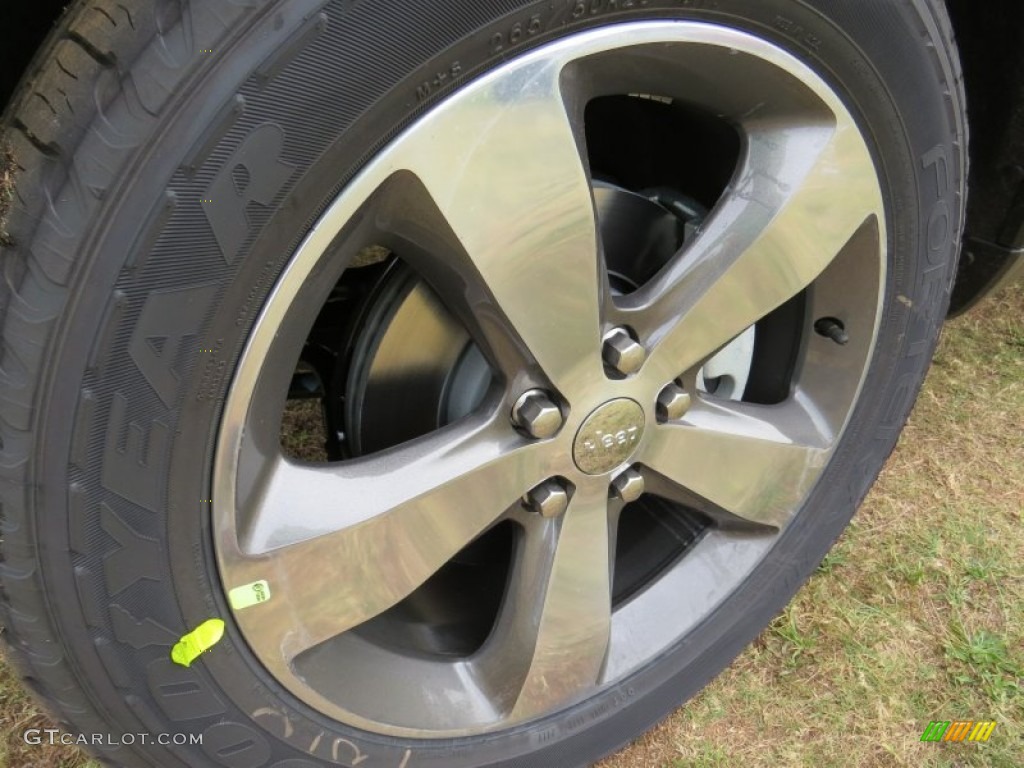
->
0, 2, 265, 765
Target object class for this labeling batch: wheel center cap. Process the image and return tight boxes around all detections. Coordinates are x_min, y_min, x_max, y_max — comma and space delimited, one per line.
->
573, 399, 645, 475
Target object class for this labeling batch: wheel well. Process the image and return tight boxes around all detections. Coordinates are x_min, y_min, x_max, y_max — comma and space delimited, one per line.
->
1, 0, 1021, 312
946, 0, 1024, 312
947, 0, 1024, 241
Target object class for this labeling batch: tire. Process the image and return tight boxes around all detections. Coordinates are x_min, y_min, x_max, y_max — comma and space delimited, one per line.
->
0, 1, 964, 767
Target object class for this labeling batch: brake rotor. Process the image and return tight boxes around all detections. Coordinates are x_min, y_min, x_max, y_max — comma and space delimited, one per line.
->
343, 264, 488, 456
343, 182, 692, 457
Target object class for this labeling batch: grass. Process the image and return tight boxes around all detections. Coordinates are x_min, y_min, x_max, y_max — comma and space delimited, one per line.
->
1, 285, 1021, 767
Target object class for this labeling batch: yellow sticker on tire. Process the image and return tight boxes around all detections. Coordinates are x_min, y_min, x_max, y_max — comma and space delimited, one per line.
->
170, 619, 225, 667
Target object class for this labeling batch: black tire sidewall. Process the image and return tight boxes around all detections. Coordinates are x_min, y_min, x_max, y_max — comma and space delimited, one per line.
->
33, 1, 961, 767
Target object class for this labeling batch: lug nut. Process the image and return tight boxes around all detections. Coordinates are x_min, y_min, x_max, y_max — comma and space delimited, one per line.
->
525, 479, 570, 518
511, 389, 562, 439
611, 467, 645, 504
656, 383, 691, 422
602, 327, 645, 375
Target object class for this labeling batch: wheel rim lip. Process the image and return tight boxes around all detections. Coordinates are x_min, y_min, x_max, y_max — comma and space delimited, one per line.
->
212, 20, 887, 738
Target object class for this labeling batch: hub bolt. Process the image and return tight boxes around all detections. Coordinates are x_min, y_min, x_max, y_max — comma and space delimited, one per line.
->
611, 467, 645, 503
656, 383, 691, 422
525, 479, 571, 518
511, 389, 562, 439
602, 327, 646, 375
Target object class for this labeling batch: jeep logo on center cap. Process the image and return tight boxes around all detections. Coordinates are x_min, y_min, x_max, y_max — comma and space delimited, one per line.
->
573, 399, 645, 475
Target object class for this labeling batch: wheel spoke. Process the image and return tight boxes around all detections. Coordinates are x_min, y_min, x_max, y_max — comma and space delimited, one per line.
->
641, 397, 831, 528
386, 55, 605, 396
477, 486, 613, 719
625, 116, 882, 382
220, 415, 551, 662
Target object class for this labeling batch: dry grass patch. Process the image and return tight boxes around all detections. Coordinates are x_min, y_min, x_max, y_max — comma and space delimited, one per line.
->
0, 653, 99, 767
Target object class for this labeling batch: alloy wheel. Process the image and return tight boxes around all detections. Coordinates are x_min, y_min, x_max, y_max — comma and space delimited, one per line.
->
213, 21, 885, 737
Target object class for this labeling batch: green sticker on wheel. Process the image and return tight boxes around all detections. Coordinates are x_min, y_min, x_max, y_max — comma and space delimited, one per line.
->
228, 579, 272, 610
